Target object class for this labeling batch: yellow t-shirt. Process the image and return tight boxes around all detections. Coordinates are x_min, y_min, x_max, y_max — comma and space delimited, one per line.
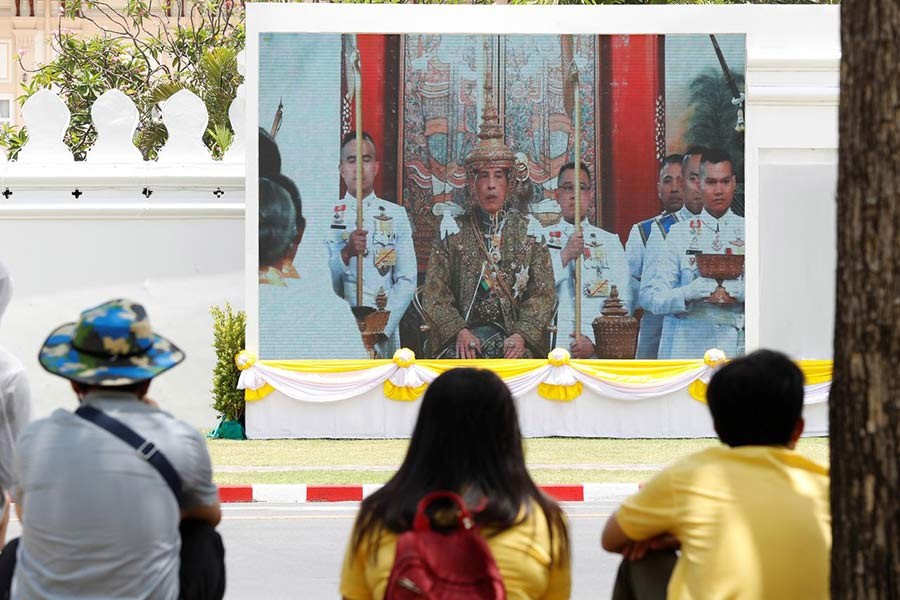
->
616, 445, 831, 600
340, 503, 570, 600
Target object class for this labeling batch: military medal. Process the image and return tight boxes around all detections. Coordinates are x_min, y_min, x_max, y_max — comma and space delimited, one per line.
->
583, 236, 609, 297
331, 204, 347, 229
712, 234, 723, 252
372, 206, 397, 276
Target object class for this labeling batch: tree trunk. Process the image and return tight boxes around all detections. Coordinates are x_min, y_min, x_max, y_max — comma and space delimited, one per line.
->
831, 1, 900, 597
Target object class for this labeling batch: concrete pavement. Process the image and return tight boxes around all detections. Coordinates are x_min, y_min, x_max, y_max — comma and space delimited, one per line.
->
5, 499, 627, 599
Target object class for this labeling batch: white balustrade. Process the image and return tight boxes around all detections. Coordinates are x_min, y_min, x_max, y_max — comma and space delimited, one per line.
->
0, 52, 246, 217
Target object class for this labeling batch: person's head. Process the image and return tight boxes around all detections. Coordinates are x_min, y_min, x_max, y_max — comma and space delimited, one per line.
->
657, 154, 684, 214
473, 166, 510, 214
699, 148, 736, 218
681, 146, 706, 215
0, 261, 12, 327
352, 369, 568, 564
259, 128, 282, 178
259, 176, 298, 270
554, 161, 593, 224
267, 172, 305, 248
464, 92, 516, 215
38, 299, 184, 392
706, 349, 805, 448
339, 130, 380, 199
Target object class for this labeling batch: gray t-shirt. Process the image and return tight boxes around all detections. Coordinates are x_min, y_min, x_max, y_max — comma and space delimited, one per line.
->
0, 346, 30, 493
12, 391, 219, 600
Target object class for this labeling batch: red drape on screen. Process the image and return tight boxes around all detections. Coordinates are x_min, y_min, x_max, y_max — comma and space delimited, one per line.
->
599, 35, 665, 239
342, 35, 399, 201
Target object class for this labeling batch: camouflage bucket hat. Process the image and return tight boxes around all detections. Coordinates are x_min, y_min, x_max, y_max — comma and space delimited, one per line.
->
39, 299, 185, 386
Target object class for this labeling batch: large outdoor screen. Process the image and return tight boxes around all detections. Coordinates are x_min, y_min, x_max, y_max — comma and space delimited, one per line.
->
257, 32, 746, 361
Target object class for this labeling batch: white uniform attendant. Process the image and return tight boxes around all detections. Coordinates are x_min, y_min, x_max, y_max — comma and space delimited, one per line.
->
653, 205, 703, 359
625, 211, 682, 359
326, 192, 417, 357
640, 208, 745, 359
529, 216, 632, 351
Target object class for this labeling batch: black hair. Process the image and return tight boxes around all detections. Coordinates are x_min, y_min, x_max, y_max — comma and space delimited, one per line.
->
699, 148, 734, 179
706, 349, 805, 447
340, 130, 377, 155
682, 146, 707, 173
267, 172, 304, 233
352, 368, 569, 565
557, 161, 592, 185
259, 128, 281, 178
658, 153, 684, 179
258, 177, 297, 269
72, 380, 151, 395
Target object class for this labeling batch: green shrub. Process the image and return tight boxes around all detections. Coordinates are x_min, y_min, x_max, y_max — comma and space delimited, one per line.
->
210, 302, 247, 423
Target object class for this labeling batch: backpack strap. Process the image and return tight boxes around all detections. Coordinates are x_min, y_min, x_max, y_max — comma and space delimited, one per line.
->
75, 405, 185, 507
413, 491, 473, 532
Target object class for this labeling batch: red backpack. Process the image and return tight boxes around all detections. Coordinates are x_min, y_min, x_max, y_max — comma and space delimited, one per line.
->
384, 491, 506, 600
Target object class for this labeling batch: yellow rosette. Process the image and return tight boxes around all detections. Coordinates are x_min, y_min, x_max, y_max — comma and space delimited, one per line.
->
688, 348, 728, 402
537, 348, 583, 402
235, 349, 276, 401
384, 348, 430, 401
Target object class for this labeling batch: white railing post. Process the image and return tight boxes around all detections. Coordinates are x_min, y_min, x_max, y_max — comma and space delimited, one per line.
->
156, 89, 212, 164
85, 89, 143, 163
224, 50, 246, 163
18, 89, 74, 164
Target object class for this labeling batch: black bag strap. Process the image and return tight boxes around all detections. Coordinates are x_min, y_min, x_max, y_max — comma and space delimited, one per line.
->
75, 405, 185, 507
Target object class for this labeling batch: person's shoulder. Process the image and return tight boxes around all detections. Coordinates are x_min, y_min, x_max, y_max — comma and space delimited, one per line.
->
18, 409, 73, 442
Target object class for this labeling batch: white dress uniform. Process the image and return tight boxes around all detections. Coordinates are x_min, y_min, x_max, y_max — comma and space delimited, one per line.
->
326, 192, 417, 357
528, 216, 632, 351
625, 210, 684, 359
639, 208, 745, 359
653, 206, 702, 359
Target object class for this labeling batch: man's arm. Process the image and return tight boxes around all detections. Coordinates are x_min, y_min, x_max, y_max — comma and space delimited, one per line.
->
420, 236, 468, 352
511, 241, 557, 356
640, 227, 715, 316
602, 511, 633, 553
182, 503, 222, 527
384, 207, 417, 339
179, 429, 223, 527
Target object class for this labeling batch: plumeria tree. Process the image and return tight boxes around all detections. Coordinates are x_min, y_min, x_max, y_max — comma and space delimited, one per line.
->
1, 0, 244, 160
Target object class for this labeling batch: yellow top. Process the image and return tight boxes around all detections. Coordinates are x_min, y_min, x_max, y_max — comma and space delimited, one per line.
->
340, 503, 570, 600
616, 445, 831, 600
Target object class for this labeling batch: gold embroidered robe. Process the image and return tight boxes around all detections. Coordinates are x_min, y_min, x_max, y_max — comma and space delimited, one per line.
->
421, 210, 556, 357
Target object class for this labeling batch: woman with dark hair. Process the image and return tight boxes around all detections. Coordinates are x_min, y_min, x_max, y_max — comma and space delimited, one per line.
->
340, 368, 570, 599
257, 135, 366, 358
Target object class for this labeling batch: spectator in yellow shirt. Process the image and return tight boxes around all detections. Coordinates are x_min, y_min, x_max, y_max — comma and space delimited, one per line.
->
340, 368, 570, 600
601, 349, 830, 600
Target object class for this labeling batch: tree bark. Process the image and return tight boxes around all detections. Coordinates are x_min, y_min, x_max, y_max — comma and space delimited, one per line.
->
831, 1, 900, 597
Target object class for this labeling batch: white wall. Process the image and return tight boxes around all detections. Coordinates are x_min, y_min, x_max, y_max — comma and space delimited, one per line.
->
0, 179, 244, 429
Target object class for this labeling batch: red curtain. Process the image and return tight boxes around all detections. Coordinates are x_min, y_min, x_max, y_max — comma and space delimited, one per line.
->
342, 35, 400, 202
598, 35, 666, 239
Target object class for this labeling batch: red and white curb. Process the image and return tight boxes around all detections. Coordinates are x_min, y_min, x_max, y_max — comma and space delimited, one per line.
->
217, 483, 639, 503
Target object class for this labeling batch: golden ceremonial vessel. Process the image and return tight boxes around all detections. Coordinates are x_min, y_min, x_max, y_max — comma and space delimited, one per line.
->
591, 285, 639, 359
695, 253, 745, 304
352, 287, 390, 359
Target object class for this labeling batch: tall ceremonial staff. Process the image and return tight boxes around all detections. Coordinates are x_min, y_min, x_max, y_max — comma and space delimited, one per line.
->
563, 42, 583, 338
351, 38, 365, 307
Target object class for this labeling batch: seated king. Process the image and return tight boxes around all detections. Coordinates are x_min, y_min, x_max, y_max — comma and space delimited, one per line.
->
420, 82, 556, 359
